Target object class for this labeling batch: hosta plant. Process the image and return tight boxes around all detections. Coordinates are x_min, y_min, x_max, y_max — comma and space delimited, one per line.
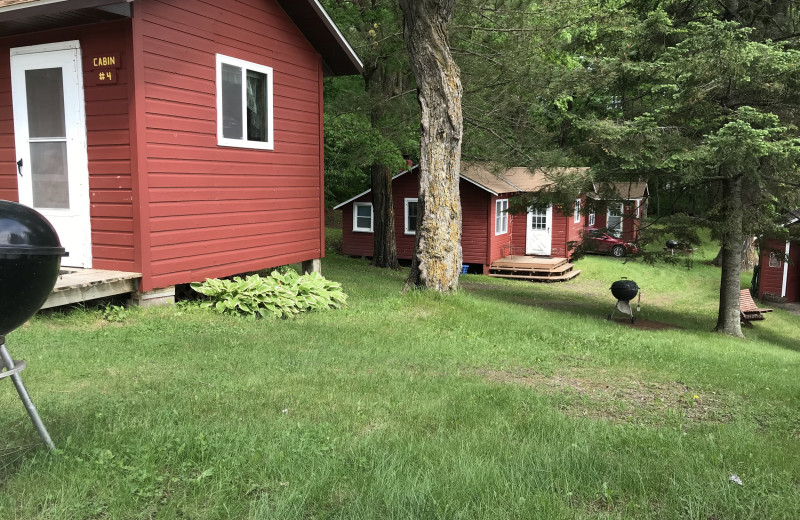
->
191, 270, 347, 319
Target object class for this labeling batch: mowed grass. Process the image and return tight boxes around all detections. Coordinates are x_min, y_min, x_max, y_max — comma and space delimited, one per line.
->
1, 241, 799, 519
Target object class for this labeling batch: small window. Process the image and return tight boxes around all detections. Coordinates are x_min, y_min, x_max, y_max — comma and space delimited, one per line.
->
574, 199, 581, 223
495, 199, 509, 235
405, 198, 418, 234
216, 54, 274, 150
588, 211, 595, 226
769, 252, 782, 268
353, 203, 373, 232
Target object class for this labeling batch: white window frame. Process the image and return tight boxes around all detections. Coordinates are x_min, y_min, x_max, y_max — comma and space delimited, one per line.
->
495, 199, 509, 235
574, 198, 581, 223
404, 198, 418, 235
768, 252, 782, 269
216, 53, 274, 150
588, 210, 595, 227
352, 202, 373, 232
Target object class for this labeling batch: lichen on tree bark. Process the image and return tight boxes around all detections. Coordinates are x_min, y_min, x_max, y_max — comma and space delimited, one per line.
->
399, 0, 463, 292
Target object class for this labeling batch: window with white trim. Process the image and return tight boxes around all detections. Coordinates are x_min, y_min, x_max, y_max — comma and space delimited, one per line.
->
216, 54, 274, 150
495, 199, 509, 235
574, 199, 581, 223
769, 252, 782, 268
353, 202, 373, 232
588, 210, 595, 227
405, 198, 418, 234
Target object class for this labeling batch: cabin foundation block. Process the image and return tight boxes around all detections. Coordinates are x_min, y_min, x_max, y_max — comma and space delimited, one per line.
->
130, 286, 175, 308
302, 258, 322, 274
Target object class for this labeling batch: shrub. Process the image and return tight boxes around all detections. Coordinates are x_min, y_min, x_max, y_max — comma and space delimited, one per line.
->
190, 270, 347, 319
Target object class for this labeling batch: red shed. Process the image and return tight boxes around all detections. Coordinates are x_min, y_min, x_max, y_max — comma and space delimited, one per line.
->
335, 163, 587, 280
758, 210, 800, 303
586, 181, 649, 242
1, 0, 361, 300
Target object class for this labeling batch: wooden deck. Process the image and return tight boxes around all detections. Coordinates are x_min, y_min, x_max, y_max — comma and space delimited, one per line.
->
41, 268, 142, 309
488, 255, 581, 282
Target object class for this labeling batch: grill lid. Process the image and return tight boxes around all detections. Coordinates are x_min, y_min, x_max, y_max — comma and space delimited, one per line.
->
0, 200, 66, 257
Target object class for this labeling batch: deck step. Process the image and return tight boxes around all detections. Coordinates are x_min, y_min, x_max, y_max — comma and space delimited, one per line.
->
491, 256, 568, 271
487, 269, 581, 282
489, 262, 576, 276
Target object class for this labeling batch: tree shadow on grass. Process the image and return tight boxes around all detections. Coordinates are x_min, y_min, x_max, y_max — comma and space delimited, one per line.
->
463, 281, 800, 352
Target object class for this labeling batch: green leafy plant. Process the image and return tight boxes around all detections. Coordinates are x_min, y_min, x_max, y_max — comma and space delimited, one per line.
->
101, 303, 128, 323
190, 270, 347, 319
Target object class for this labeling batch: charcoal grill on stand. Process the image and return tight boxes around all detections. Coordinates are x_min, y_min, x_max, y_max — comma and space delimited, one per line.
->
608, 279, 640, 324
0, 200, 66, 451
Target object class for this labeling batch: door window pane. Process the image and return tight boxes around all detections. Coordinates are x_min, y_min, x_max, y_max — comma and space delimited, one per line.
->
25, 68, 66, 138
246, 70, 268, 142
30, 141, 69, 209
221, 63, 243, 140
530, 208, 547, 230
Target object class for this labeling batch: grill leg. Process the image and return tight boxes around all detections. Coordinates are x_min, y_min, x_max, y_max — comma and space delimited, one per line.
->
0, 340, 55, 451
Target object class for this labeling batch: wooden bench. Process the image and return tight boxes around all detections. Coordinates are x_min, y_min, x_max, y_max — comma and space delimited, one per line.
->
740, 289, 772, 326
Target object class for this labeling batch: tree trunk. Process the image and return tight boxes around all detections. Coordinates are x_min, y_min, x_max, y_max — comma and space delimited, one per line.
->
714, 176, 744, 337
371, 163, 399, 268
711, 236, 757, 270
399, 0, 463, 292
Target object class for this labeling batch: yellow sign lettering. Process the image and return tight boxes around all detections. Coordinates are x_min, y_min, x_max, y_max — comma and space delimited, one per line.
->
92, 56, 118, 68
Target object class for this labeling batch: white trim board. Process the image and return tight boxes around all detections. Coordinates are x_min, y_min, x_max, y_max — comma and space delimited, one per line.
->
782, 241, 791, 298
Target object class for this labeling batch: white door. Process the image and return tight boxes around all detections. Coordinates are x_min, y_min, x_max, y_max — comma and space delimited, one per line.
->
526, 206, 552, 256
11, 41, 92, 268
607, 203, 623, 238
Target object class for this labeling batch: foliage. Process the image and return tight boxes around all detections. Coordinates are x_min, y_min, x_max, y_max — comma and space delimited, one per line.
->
190, 271, 347, 319
100, 303, 128, 323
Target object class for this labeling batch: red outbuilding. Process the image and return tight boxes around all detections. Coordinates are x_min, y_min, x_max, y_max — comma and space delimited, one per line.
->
1, 0, 361, 299
585, 181, 649, 243
335, 163, 588, 280
758, 210, 800, 303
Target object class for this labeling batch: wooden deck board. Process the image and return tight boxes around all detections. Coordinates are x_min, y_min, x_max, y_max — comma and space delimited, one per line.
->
487, 255, 581, 283
42, 268, 141, 309
487, 270, 581, 282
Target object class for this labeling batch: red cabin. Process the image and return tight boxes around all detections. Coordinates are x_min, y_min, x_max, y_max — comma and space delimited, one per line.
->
0, 0, 361, 299
335, 163, 588, 279
586, 182, 649, 243
758, 210, 800, 303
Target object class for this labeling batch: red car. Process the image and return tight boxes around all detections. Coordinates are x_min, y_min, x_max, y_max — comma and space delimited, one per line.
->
584, 228, 638, 257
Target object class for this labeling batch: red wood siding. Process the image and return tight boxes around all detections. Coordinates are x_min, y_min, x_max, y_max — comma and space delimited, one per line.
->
341, 192, 376, 257
340, 170, 495, 267
759, 239, 786, 299
508, 202, 579, 259
758, 239, 800, 302
135, 0, 325, 290
487, 194, 513, 271
0, 21, 136, 271
788, 242, 800, 302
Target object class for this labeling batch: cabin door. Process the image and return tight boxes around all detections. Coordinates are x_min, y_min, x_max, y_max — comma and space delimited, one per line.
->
526, 206, 552, 256
606, 203, 624, 238
11, 41, 91, 268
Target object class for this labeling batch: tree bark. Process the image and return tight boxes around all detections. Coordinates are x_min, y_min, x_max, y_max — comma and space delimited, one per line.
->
370, 163, 399, 268
714, 176, 745, 337
399, 0, 463, 292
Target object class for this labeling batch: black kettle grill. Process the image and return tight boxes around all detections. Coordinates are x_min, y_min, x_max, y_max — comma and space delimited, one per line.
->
0, 200, 66, 451
608, 279, 641, 324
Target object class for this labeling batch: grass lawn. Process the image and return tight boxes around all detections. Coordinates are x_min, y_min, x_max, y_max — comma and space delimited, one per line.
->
1, 236, 799, 519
